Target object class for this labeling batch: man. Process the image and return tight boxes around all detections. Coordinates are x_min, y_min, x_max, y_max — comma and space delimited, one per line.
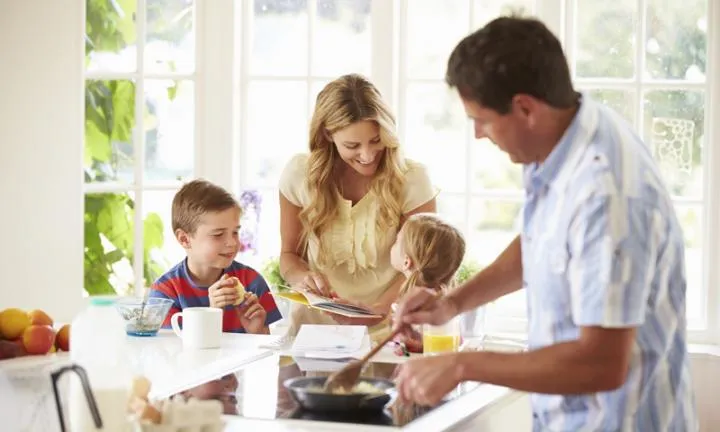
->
393, 16, 698, 431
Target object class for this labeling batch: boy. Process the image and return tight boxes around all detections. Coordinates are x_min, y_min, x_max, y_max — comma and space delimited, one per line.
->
150, 179, 282, 334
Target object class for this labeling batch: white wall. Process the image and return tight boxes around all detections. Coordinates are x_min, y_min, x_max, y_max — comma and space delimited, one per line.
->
691, 353, 720, 431
0, 1, 85, 323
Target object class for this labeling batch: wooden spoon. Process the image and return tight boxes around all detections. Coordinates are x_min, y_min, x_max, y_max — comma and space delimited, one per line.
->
323, 292, 439, 393
322, 326, 404, 394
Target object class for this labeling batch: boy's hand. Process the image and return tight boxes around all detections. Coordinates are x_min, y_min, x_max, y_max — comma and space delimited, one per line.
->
239, 293, 267, 334
209, 274, 239, 308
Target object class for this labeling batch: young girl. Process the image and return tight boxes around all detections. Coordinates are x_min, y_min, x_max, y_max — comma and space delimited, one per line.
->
389, 213, 466, 354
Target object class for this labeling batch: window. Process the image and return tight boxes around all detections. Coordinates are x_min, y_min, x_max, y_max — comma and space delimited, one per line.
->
84, 0, 720, 344
239, 0, 373, 266
397, 0, 535, 333
556, 0, 715, 341
84, 0, 196, 295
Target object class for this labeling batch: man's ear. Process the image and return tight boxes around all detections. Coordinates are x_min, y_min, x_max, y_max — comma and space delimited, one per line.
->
176, 229, 192, 250
512, 94, 539, 128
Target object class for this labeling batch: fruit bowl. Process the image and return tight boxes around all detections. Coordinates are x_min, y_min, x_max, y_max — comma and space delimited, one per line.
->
115, 298, 174, 337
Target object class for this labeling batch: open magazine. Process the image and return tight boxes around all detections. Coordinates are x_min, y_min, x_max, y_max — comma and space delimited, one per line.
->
272, 287, 383, 318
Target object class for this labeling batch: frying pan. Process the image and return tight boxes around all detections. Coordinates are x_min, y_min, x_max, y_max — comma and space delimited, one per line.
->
283, 376, 395, 412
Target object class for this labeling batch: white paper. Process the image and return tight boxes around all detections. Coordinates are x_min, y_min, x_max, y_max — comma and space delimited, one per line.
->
293, 356, 353, 372
290, 325, 367, 356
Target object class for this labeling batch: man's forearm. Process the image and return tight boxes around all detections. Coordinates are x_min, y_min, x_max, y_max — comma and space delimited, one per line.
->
456, 341, 627, 394
447, 235, 523, 314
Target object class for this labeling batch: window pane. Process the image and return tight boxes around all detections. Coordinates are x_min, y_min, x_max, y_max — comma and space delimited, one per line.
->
574, 0, 637, 78
437, 195, 468, 236
645, 0, 707, 80
473, 0, 534, 26
313, 0, 371, 76
84, 79, 136, 183
404, 83, 467, 193
583, 89, 636, 126
144, 80, 194, 182
255, 188, 281, 263
406, 0, 469, 80
145, 0, 195, 73
246, 80, 308, 188
643, 90, 704, 198
469, 199, 521, 266
471, 138, 523, 191
86, 0, 137, 72
142, 190, 186, 281
252, 0, 308, 76
675, 205, 704, 329
84, 193, 136, 296
469, 199, 525, 319
310, 79, 331, 115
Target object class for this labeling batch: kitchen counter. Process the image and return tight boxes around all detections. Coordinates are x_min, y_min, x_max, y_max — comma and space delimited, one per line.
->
1, 330, 527, 431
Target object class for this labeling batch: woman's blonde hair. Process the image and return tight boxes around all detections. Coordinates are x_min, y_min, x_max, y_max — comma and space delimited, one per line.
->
398, 213, 466, 296
300, 74, 407, 267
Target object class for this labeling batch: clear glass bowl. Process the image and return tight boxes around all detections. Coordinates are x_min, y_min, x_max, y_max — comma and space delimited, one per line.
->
114, 297, 174, 337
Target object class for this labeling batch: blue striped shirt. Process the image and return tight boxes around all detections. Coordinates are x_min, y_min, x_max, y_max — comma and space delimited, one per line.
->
522, 94, 697, 431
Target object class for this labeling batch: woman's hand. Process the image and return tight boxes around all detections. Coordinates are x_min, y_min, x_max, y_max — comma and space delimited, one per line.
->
324, 298, 388, 327
293, 271, 336, 298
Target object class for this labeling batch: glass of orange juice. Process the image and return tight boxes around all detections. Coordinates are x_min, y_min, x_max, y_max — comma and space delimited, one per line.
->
422, 316, 461, 355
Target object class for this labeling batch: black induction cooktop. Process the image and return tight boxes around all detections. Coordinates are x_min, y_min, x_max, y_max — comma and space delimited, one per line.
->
169, 355, 480, 427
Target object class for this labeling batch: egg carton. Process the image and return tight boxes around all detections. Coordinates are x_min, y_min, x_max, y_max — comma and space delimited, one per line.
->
131, 420, 225, 432
129, 395, 224, 432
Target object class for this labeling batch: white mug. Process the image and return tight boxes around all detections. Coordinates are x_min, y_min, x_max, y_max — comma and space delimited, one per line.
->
170, 307, 222, 349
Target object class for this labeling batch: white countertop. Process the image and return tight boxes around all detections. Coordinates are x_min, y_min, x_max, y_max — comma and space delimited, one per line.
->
1, 330, 521, 432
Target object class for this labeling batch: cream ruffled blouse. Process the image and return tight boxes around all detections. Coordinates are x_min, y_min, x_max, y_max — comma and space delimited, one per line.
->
279, 153, 437, 340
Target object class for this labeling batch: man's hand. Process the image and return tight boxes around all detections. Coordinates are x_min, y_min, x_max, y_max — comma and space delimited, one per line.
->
208, 274, 239, 308
394, 354, 462, 406
239, 293, 267, 334
392, 288, 458, 331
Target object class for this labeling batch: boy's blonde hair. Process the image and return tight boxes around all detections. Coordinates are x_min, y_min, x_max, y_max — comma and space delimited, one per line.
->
172, 179, 242, 234
398, 213, 466, 296
301, 73, 407, 267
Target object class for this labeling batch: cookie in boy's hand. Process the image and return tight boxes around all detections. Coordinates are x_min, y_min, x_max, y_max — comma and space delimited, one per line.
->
230, 277, 247, 306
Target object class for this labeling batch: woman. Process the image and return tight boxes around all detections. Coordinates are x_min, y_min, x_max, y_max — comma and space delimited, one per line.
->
278, 74, 437, 340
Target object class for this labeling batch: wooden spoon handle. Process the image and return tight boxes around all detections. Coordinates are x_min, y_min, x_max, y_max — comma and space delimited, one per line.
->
357, 326, 404, 364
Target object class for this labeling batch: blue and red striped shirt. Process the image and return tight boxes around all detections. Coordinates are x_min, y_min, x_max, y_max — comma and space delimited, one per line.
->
149, 258, 282, 333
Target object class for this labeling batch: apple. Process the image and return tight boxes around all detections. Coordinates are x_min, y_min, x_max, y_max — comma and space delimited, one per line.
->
27, 309, 53, 327
55, 324, 70, 351
22, 325, 56, 355
0, 340, 25, 360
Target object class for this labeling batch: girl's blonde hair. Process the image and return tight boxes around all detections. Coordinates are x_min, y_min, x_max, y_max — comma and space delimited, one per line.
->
300, 74, 407, 267
398, 213, 466, 296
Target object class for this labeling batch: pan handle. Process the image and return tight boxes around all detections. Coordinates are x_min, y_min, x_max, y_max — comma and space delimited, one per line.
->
358, 391, 388, 407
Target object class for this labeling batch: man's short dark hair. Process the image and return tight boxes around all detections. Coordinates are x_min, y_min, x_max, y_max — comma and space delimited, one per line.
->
446, 16, 577, 114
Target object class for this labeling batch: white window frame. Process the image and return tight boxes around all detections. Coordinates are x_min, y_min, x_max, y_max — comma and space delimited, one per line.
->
190, 0, 720, 344
537, 0, 720, 345
84, 0, 197, 295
